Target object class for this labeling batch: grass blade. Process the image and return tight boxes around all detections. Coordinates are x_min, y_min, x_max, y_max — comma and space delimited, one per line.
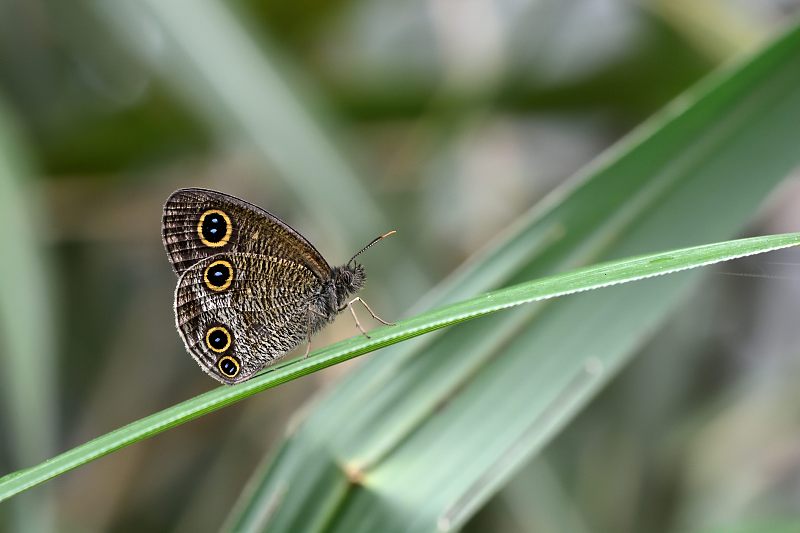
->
1, 233, 796, 503
0, 103, 57, 531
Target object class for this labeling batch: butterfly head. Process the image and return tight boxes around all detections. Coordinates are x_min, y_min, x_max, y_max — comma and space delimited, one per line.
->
333, 263, 366, 301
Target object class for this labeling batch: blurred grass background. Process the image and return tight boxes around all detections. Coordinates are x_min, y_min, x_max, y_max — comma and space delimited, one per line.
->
1, 1, 800, 532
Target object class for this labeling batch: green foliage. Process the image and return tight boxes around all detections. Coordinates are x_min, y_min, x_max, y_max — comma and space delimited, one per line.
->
1, 2, 800, 531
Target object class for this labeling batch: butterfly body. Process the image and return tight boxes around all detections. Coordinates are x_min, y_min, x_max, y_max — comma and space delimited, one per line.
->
163, 188, 373, 385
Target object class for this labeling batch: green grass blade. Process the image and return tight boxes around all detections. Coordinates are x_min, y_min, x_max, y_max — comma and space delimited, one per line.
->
0, 102, 57, 531
1, 233, 796, 503
92, 0, 383, 239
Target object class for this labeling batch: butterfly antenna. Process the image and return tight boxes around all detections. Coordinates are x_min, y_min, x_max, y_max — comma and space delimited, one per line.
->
348, 230, 396, 265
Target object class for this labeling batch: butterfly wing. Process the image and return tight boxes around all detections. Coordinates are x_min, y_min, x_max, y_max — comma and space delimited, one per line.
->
174, 252, 324, 384
163, 188, 331, 277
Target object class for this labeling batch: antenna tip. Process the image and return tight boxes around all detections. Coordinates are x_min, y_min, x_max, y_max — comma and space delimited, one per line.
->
382, 230, 397, 239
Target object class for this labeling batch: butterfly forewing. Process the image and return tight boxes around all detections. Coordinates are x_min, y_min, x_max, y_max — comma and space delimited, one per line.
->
175, 252, 323, 384
163, 188, 331, 277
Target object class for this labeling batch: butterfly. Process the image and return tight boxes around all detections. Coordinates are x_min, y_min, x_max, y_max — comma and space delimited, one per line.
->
162, 188, 394, 384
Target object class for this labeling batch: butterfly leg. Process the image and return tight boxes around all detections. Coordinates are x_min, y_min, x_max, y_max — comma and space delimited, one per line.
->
303, 311, 313, 358
304, 307, 330, 358
348, 303, 371, 339
349, 297, 395, 326
347, 296, 395, 339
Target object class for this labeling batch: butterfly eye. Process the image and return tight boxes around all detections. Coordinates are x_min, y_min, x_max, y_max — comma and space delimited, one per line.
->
205, 326, 232, 353
197, 209, 232, 248
217, 355, 240, 378
203, 260, 234, 292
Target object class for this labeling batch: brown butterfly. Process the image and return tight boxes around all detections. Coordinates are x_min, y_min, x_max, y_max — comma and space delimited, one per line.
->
162, 188, 393, 385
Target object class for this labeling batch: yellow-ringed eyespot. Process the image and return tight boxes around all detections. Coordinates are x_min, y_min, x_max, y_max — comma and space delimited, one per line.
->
203, 259, 234, 292
205, 326, 232, 353
197, 209, 232, 247
217, 355, 240, 378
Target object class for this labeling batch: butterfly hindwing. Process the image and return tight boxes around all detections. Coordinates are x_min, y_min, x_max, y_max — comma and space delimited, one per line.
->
163, 188, 331, 277
174, 252, 324, 384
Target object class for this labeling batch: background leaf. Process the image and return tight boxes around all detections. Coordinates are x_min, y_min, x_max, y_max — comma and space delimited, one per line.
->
0, 102, 57, 531
227, 19, 800, 533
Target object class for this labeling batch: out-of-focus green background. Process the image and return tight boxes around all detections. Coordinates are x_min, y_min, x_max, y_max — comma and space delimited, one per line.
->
1, 1, 800, 532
